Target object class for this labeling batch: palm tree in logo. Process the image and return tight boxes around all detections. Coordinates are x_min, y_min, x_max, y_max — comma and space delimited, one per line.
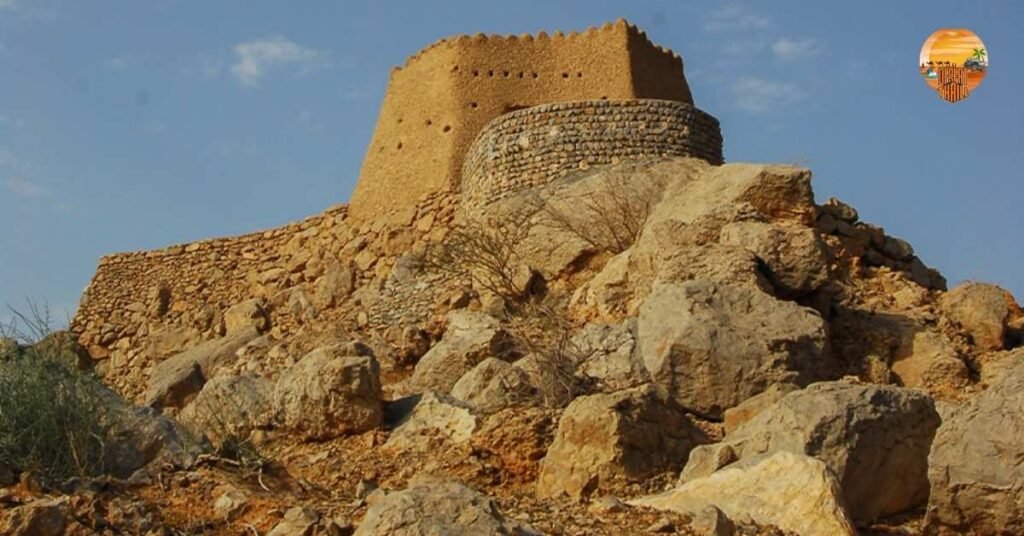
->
972, 48, 987, 65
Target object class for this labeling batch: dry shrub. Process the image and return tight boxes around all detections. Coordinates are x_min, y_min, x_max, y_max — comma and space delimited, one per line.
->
0, 303, 109, 482
537, 170, 657, 254
423, 208, 534, 304
506, 301, 591, 408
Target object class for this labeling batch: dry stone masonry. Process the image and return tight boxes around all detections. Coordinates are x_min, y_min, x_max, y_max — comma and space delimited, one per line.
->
460, 99, 722, 212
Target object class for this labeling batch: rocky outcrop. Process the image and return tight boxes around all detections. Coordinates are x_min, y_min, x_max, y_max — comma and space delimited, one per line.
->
536, 384, 706, 499
683, 381, 940, 523
384, 391, 478, 451
179, 374, 272, 446
144, 326, 260, 409
573, 321, 650, 391
925, 360, 1024, 534
411, 311, 513, 394
718, 221, 829, 297
354, 480, 540, 536
451, 357, 539, 414
941, 282, 1015, 351
633, 452, 856, 536
272, 342, 382, 440
637, 280, 830, 418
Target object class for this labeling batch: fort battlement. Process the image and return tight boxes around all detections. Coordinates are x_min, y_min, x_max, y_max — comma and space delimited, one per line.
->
348, 18, 700, 223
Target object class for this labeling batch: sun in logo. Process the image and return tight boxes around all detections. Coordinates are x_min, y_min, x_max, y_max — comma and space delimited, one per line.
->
919, 29, 988, 103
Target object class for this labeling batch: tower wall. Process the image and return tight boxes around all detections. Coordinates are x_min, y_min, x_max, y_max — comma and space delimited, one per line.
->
348, 20, 694, 223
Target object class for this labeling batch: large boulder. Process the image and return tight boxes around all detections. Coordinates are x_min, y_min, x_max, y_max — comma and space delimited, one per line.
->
924, 360, 1024, 534
890, 329, 970, 393
451, 358, 539, 414
410, 311, 513, 394
718, 221, 829, 297
272, 342, 382, 440
179, 374, 272, 446
384, 391, 478, 451
637, 280, 830, 418
632, 452, 856, 536
572, 321, 650, 391
941, 282, 1015, 351
354, 480, 540, 536
144, 326, 259, 409
683, 381, 940, 523
536, 384, 707, 499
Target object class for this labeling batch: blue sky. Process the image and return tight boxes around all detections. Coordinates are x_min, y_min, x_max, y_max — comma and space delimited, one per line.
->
1, 1, 1022, 326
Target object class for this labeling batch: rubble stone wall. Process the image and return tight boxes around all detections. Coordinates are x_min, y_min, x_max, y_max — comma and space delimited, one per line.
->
460, 99, 722, 211
70, 206, 349, 358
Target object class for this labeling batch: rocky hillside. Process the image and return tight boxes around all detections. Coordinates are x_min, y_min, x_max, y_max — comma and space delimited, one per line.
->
3, 157, 1023, 535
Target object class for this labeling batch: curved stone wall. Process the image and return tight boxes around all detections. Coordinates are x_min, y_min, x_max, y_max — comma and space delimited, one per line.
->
460, 99, 722, 211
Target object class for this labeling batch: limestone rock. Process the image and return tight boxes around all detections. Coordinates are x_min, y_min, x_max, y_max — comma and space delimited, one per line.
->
683, 381, 939, 523
891, 329, 966, 389
224, 298, 269, 335
144, 326, 259, 409
411, 311, 512, 394
718, 221, 829, 297
179, 374, 272, 446
451, 357, 539, 414
384, 391, 477, 451
633, 452, 856, 536
573, 321, 650, 391
646, 163, 816, 232
354, 480, 539, 536
315, 262, 355, 308
942, 282, 1014, 351
268, 506, 319, 536
721, 383, 798, 435
513, 353, 585, 408
213, 487, 249, 520
632, 226, 770, 297
924, 360, 1024, 534
536, 384, 707, 499
272, 343, 382, 440
101, 391, 207, 477
820, 197, 858, 223
0, 498, 71, 536
691, 505, 736, 536
637, 280, 829, 418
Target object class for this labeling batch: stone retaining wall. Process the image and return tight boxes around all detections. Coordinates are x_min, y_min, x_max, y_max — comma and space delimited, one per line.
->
70, 206, 350, 360
460, 99, 722, 212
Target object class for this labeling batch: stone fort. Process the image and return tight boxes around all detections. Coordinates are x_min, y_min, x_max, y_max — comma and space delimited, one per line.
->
350, 18, 721, 222
70, 20, 723, 378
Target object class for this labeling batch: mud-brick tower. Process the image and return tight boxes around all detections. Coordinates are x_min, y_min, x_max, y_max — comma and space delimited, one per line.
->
348, 18, 708, 223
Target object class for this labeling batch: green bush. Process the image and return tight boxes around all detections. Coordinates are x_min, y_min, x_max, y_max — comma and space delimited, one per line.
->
0, 307, 108, 482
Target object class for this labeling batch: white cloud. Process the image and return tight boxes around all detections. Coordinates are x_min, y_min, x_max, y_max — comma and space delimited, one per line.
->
103, 55, 134, 70
721, 39, 767, 57
0, 0, 16, 11
4, 176, 49, 198
704, 5, 771, 33
731, 77, 807, 113
772, 37, 820, 61
229, 36, 325, 87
